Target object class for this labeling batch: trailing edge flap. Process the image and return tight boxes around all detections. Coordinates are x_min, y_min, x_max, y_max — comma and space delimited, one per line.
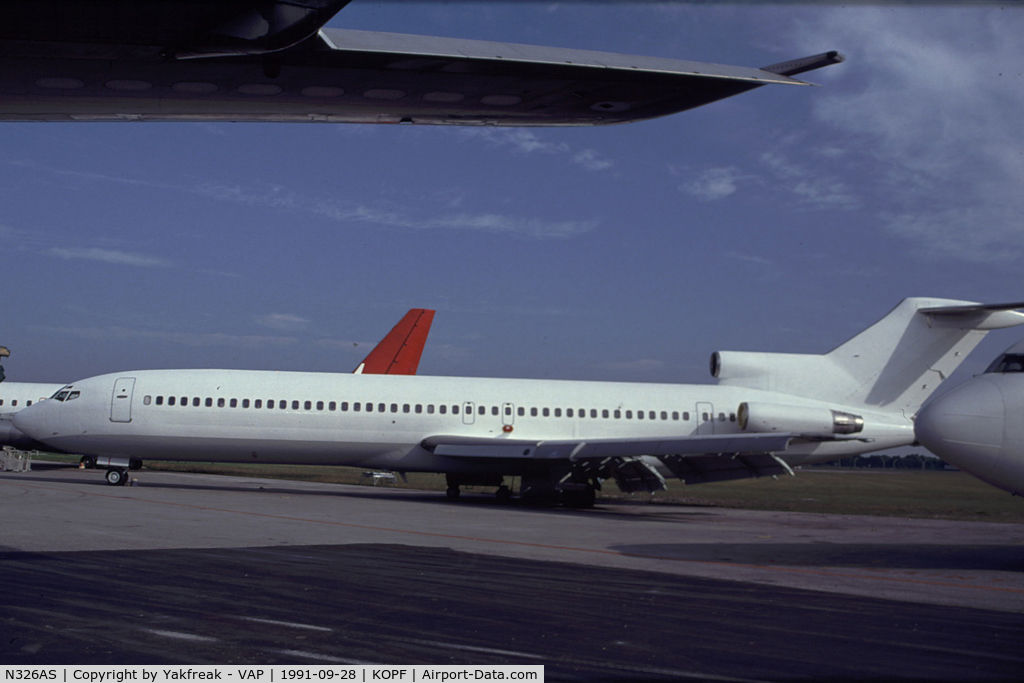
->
422, 433, 794, 461
354, 309, 435, 375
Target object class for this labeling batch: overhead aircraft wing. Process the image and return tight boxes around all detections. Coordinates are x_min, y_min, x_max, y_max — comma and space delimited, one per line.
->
354, 308, 435, 375
421, 432, 795, 486
0, 0, 844, 125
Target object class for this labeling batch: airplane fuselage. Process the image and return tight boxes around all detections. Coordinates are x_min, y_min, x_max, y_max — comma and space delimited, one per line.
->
17, 369, 914, 475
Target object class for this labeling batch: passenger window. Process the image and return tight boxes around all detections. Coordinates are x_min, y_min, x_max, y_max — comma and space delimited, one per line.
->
627, 410, 634, 419
144, 396, 152, 406
427, 404, 435, 414
671, 411, 678, 420
378, 403, 385, 413
478, 405, 486, 415
491, 406, 499, 416
341, 402, 349, 411
566, 408, 573, 418
531, 407, 538, 417
415, 404, 423, 414
169, 396, 176, 406
730, 413, 736, 422
614, 410, 621, 419
243, 399, 250, 408
517, 407, 525, 416
205, 398, 213, 407
156, 396, 163, 406
355, 403, 362, 412
542, 408, 550, 417
683, 411, 690, 421
294, 401, 302, 410
439, 405, 447, 415
391, 403, 398, 413
403, 404, 410, 413
452, 405, 459, 415
554, 408, 562, 417
602, 409, 609, 418
591, 409, 598, 418
329, 401, 336, 411
719, 413, 726, 422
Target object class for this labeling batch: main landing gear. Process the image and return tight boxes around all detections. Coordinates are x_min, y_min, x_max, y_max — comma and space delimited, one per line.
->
80, 455, 141, 486
105, 467, 130, 486
443, 473, 598, 508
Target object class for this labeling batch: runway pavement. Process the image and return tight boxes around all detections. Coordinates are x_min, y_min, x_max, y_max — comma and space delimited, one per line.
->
2, 465, 1023, 681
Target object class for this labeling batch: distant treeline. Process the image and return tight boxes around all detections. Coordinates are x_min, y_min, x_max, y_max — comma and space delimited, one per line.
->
812, 454, 952, 470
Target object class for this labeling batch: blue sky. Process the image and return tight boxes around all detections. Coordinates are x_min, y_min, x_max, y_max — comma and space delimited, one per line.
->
2, 1, 1022, 394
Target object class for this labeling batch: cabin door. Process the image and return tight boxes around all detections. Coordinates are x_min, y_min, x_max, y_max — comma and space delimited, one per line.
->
110, 377, 136, 423
695, 401, 714, 435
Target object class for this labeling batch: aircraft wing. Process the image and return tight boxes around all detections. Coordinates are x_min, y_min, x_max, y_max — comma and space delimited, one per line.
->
0, 0, 844, 125
354, 308, 435, 375
421, 433, 795, 486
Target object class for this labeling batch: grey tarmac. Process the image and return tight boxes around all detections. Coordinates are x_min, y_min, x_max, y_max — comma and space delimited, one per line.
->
2, 466, 1022, 681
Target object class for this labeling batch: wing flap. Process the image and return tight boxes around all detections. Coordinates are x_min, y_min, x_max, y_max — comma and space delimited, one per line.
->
423, 433, 793, 461
660, 452, 794, 485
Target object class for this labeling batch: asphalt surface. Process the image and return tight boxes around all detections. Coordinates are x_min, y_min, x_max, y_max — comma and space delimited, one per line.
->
2, 465, 1023, 681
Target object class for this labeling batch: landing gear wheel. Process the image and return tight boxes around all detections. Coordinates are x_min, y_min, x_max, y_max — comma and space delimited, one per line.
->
562, 486, 596, 509
80, 456, 96, 469
446, 486, 461, 500
105, 468, 129, 486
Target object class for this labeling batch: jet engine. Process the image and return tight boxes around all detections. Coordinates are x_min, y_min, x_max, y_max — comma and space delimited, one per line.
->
738, 402, 864, 436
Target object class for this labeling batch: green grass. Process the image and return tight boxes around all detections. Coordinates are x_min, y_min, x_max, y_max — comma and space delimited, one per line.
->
34, 453, 1024, 523
606, 470, 1024, 524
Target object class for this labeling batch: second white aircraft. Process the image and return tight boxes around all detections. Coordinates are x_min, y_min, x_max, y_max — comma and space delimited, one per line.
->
14, 298, 1024, 506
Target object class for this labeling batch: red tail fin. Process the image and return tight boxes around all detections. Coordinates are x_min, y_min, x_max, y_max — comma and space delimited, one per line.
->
354, 309, 435, 375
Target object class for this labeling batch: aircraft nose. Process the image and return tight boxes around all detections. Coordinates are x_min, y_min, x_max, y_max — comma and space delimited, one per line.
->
12, 401, 51, 441
916, 377, 1005, 476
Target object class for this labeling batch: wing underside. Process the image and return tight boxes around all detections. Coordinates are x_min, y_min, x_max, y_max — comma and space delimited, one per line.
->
422, 432, 796, 489
0, 1, 844, 126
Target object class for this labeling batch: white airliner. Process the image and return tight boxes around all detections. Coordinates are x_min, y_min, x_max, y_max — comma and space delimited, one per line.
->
13, 298, 1024, 506
0, 308, 433, 455
916, 338, 1024, 496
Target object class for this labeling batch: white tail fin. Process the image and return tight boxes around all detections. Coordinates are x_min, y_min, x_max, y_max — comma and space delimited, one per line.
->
713, 298, 1024, 413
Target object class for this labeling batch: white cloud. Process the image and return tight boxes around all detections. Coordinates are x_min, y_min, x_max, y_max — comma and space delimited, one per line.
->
40, 326, 298, 350
34, 168, 597, 241
460, 128, 614, 171
789, 7, 1024, 261
44, 247, 172, 268
684, 167, 743, 201
759, 152, 858, 210
572, 148, 614, 172
255, 313, 311, 331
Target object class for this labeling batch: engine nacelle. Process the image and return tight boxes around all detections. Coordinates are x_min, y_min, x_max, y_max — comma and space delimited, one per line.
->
738, 402, 864, 436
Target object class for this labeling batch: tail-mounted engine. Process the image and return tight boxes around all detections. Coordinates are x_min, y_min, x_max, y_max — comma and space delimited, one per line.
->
738, 402, 864, 437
